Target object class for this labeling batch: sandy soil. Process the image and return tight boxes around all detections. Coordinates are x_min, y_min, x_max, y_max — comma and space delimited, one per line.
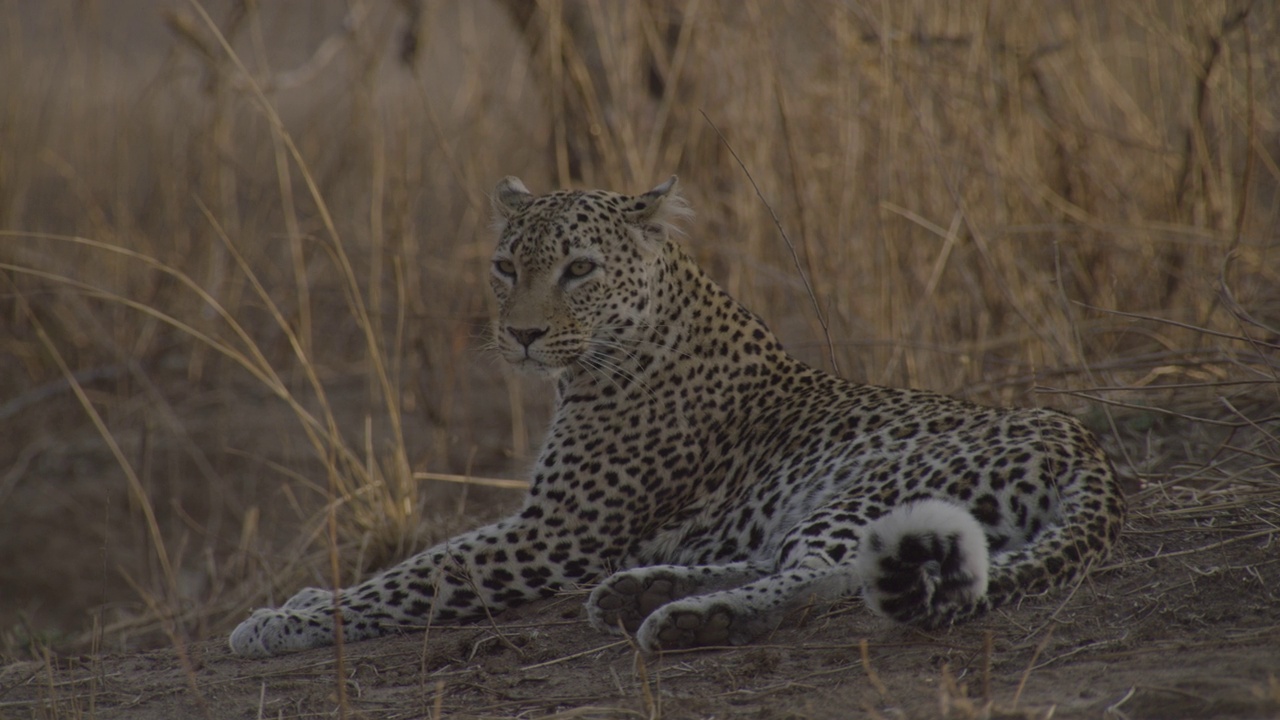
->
4, 494, 1277, 720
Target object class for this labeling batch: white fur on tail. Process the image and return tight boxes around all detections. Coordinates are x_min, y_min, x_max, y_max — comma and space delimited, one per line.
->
856, 499, 990, 625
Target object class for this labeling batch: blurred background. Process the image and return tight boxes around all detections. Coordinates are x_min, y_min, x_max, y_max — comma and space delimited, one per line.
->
1, 0, 1276, 655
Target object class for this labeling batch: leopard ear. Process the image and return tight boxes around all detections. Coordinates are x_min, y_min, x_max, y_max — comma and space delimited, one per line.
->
623, 176, 693, 240
492, 176, 533, 219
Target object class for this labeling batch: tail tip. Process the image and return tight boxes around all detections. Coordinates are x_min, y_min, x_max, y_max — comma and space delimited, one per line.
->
857, 499, 990, 625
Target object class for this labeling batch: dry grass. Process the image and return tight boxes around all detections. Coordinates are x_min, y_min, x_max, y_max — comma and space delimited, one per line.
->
0, 2, 1278, 716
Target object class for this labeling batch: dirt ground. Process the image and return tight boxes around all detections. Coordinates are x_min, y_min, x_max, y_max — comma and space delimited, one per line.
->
3, 485, 1278, 720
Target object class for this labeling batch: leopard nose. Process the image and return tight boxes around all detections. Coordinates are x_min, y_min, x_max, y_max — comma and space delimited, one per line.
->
507, 327, 548, 348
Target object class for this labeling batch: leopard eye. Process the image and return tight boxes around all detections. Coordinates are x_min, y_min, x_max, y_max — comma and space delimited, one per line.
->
564, 259, 596, 280
493, 259, 517, 278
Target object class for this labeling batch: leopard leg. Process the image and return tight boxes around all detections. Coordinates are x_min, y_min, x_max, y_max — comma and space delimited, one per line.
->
230, 513, 606, 658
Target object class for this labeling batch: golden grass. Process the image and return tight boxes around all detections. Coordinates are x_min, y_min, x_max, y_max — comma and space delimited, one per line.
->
0, 0, 1276, 661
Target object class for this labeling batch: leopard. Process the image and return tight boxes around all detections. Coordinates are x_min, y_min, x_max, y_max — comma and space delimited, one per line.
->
229, 176, 1125, 658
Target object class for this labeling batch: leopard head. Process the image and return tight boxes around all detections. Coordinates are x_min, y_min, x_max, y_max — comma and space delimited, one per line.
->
488, 176, 690, 374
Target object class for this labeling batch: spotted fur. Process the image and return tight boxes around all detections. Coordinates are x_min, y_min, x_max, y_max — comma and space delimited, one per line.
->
229, 177, 1125, 658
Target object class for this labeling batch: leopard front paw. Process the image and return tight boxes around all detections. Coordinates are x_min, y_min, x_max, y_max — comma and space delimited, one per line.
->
636, 598, 737, 651
228, 607, 335, 658
587, 568, 699, 635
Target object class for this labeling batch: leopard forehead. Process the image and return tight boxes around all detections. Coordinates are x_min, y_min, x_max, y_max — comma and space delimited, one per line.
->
496, 189, 633, 264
